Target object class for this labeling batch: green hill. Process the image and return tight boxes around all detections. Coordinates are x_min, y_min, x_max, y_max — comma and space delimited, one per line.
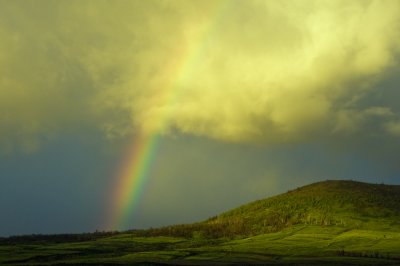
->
214, 180, 400, 231
2, 180, 400, 265
141, 180, 400, 238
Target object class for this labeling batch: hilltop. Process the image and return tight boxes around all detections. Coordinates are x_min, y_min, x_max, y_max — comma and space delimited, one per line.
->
2, 180, 400, 265
215, 180, 400, 231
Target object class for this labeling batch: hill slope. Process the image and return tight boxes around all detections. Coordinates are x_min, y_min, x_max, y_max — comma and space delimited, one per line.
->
141, 180, 400, 238
214, 180, 400, 230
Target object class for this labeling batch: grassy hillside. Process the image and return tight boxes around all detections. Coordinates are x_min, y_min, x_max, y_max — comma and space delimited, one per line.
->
139, 180, 400, 238
215, 180, 400, 231
2, 180, 400, 265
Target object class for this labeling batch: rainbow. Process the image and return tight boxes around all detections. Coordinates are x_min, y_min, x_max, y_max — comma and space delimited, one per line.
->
108, 1, 229, 231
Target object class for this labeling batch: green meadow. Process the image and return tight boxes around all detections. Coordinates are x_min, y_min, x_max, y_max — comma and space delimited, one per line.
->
2, 180, 400, 265
2, 226, 400, 265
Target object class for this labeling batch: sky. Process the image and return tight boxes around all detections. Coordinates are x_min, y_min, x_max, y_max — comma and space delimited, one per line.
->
1, 0, 400, 236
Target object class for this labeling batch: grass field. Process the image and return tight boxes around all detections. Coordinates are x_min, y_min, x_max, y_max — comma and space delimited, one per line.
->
2, 225, 400, 265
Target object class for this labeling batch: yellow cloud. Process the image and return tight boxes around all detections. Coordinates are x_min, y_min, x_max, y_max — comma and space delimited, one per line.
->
0, 0, 400, 151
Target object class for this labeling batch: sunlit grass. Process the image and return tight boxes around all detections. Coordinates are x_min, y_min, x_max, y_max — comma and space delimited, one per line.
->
2, 224, 400, 265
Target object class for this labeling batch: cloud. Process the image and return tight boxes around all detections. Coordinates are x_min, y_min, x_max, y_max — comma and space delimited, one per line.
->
1, 0, 400, 151
385, 121, 400, 136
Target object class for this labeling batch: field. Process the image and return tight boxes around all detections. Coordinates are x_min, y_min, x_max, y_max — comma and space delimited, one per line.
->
2, 225, 400, 265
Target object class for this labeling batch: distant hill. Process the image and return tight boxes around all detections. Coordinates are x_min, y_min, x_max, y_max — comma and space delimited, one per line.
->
140, 180, 400, 238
